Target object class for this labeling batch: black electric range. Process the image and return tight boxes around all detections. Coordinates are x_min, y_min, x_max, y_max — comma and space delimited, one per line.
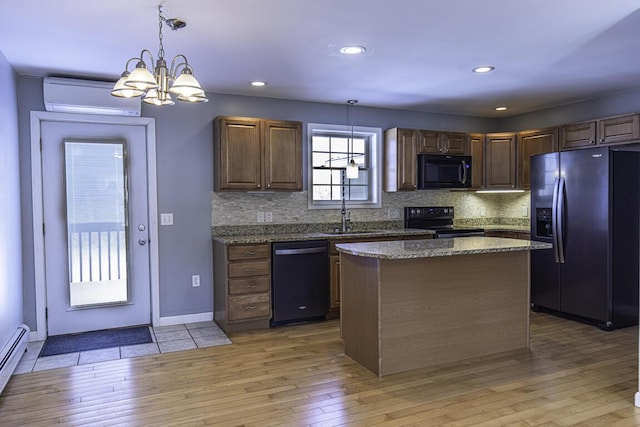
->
404, 206, 485, 238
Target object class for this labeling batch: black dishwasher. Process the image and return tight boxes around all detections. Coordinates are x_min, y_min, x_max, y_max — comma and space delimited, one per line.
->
271, 240, 329, 326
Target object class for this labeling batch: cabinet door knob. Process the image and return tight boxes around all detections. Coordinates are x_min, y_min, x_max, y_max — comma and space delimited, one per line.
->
257, 184, 261, 188
599, 138, 604, 142
267, 183, 271, 188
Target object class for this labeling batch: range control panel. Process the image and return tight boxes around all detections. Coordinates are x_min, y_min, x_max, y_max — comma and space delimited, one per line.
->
404, 206, 454, 220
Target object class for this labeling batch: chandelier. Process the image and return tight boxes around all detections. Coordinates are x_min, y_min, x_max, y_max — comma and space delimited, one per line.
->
111, 5, 208, 105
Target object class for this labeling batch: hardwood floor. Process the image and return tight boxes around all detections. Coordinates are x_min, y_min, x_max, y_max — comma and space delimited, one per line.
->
1, 312, 639, 426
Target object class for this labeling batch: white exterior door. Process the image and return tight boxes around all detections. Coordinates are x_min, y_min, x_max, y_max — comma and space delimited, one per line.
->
40, 120, 152, 335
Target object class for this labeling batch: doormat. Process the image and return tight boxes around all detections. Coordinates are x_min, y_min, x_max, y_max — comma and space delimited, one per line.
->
39, 326, 152, 357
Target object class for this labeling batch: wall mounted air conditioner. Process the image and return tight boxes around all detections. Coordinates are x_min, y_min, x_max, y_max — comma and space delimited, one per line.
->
43, 77, 141, 116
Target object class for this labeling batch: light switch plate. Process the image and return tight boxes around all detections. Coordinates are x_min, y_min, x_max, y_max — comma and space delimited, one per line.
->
257, 212, 265, 223
265, 212, 273, 222
160, 213, 173, 225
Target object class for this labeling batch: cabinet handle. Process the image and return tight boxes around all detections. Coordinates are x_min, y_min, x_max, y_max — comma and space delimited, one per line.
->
243, 267, 256, 273
244, 305, 257, 310
589, 140, 595, 144
244, 284, 257, 289
243, 251, 256, 255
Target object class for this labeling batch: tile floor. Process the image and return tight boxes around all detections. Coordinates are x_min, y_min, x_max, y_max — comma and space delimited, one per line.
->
13, 321, 231, 374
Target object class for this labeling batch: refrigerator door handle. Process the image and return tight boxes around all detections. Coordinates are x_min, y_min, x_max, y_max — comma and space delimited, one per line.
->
551, 177, 561, 263
557, 176, 566, 264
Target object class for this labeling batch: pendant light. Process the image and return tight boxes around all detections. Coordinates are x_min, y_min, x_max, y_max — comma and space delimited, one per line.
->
111, 5, 208, 105
346, 99, 359, 179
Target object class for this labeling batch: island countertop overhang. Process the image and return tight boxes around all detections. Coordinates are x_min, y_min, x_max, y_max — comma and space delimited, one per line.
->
336, 236, 552, 259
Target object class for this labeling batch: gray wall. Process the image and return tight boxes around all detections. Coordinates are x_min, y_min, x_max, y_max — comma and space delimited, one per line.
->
16, 74, 640, 328
0, 51, 24, 348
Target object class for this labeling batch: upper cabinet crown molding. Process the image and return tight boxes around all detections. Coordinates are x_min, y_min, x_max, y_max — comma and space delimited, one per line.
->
214, 116, 302, 192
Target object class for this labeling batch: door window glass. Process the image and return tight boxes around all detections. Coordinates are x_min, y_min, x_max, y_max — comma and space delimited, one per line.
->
64, 140, 129, 307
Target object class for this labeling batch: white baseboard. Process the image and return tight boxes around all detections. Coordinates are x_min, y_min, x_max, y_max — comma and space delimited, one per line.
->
155, 312, 214, 327
30, 330, 45, 342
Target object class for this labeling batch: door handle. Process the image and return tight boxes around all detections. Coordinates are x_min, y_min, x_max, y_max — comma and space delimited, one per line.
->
138, 238, 147, 246
551, 177, 560, 263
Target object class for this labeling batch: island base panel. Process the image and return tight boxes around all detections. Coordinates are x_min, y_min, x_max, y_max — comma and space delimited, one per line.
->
341, 251, 530, 376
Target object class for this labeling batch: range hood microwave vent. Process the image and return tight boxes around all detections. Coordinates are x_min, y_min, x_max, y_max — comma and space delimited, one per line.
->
43, 77, 141, 117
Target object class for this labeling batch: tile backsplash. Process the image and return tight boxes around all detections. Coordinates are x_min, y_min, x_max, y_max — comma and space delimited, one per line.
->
212, 190, 530, 228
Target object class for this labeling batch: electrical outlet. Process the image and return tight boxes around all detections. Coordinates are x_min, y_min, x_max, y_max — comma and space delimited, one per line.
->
522, 206, 529, 217
160, 213, 173, 225
191, 275, 200, 287
265, 212, 273, 222
257, 211, 265, 223
388, 208, 400, 219
480, 207, 486, 217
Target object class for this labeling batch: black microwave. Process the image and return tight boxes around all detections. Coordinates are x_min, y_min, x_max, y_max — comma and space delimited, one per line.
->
417, 154, 472, 189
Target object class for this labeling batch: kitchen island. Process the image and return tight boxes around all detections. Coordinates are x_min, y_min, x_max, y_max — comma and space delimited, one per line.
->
336, 237, 552, 376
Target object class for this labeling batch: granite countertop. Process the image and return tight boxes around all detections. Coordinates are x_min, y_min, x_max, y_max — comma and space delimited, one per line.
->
212, 228, 435, 245
336, 236, 551, 260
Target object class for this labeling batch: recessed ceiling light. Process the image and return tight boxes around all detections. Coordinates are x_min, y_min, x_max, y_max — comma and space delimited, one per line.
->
339, 45, 366, 55
250, 81, 267, 87
495, 106, 508, 111
472, 66, 495, 74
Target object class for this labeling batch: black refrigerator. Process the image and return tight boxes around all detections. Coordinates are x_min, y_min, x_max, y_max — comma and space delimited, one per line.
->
530, 146, 640, 330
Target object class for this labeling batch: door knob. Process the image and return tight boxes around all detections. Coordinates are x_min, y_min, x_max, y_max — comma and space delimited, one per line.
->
138, 238, 147, 246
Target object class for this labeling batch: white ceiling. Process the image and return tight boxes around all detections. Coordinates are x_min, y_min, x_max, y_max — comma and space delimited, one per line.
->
1, 0, 639, 117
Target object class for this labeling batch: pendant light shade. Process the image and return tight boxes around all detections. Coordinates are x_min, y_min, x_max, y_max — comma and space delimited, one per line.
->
346, 160, 359, 179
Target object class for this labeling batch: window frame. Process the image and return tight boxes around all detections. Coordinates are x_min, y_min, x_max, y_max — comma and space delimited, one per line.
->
307, 123, 382, 209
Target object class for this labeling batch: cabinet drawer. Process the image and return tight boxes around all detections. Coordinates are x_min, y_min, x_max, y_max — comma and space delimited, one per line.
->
228, 293, 270, 321
228, 244, 270, 261
228, 260, 270, 278
228, 277, 270, 295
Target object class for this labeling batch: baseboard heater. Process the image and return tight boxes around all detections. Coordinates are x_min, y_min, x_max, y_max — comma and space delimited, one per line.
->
0, 324, 30, 395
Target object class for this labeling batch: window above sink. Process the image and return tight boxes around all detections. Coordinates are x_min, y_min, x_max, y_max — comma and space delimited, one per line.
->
307, 122, 382, 210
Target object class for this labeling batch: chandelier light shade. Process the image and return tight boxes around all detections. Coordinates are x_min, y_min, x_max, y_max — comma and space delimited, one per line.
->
346, 99, 359, 179
111, 70, 145, 98
111, 5, 208, 105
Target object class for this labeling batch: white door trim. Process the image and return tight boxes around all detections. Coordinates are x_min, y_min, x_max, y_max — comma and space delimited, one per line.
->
30, 111, 160, 340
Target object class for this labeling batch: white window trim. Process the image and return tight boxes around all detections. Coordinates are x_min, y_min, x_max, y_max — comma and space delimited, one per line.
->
307, 122, 382, 209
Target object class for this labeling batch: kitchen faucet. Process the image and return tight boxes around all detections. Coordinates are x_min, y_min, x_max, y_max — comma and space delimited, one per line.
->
340, 196, 351, 232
